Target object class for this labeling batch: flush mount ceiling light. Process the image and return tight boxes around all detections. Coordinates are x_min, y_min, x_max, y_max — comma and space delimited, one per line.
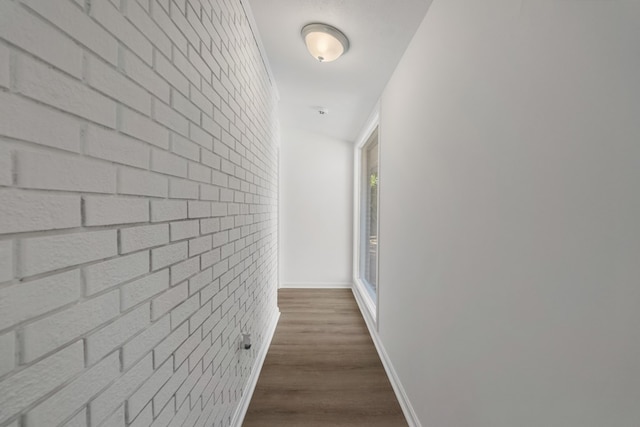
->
301, 23, 349, 63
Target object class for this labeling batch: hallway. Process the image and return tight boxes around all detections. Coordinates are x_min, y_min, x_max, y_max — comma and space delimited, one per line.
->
243, 289, 406, 427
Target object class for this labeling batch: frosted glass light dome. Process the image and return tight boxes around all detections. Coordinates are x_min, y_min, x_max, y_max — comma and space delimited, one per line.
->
301, 23, 349, 63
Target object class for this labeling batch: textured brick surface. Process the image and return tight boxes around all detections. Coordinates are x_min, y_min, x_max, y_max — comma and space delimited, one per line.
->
0, 1, 278, 426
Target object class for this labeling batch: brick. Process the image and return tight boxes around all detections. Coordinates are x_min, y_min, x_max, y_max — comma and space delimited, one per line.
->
200, 302, 221, 335
189, 302, 212, 335
154, 360, 186, 415
0, 145, 10, 187
187, 43, 212, 82
152, 282, 188, 321
16, 54, 116, 128
87, 55, 150, 115
63, 409, 87, 427
220, 159, 235, 176
0, 240, 12, 283
171, 133, 200, 161
0, 331, 15, 377
151, 149, 188, 178
83, 196, 148, 227
121, 106, 169, 149
189, 268, 213, 296
127, 357, 173, 421
118, 167, 168, 198
120, 224, 169, 254
152, 398, 175, 427
171, 220, 200, 241
90, 354, 153, 426
100, 405, 125, 427
200, 249, 221, 270
0, 43, 9, 88
0, 2, 82, 77
151, 2, 187, 56
189, 89, 214, 120
86, 304, 150, 365
199, 184, 219, 201
0, 342, 84, 424
174, 332, 200, 373
122, 48, 170, 104
125, 0, 171, 57
154, 323, 188, 367
175, 352, 201, 401
0, 93, 81, 152
16, 150, 116, 194
151, 242, 188, 271
189, 235, 212, 257
0, 269, 81, 330
121, 270, 170, 310
188, 201, 211, 218
211, 170, 228, 187
129, 402, 152, 427
211, 202, 227, 217
85, 125, 150, 169
169, 178, 199, 199
18, 230, 117, 277
171, 294, 199, 330
155, 52, 189, 97
154, 100, 188, 136
202, 116, 222, 141
170, 257, 200, 286
172, 90, 200, 123
21, 0, 119, 64
84, 251, 149, 296
172, 44, 200, 88
151, 200, 188, 222
122, 316, 170, 369
25, 352, 120, 427
169, 398, 191, 427
187, 354, 211, 397
0, 189, 81, 234
200, 218, 220, 235
91, 0, 152, 65
22, 290, 119, 363
189, 162, 211, 183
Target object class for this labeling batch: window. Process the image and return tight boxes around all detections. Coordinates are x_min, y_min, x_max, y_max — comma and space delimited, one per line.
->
360, 127, 379, 301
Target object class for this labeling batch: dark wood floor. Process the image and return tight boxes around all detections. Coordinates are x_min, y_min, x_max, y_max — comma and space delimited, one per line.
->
243, 289, 407, 427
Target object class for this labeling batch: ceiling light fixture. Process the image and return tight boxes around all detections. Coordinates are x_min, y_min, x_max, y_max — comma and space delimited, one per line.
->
301, 23, 349, 63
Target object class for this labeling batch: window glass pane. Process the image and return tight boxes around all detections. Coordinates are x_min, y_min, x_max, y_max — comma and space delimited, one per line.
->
360, 129, 378, 300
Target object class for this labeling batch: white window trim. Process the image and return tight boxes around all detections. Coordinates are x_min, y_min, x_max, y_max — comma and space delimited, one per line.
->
353, 105, 380, 325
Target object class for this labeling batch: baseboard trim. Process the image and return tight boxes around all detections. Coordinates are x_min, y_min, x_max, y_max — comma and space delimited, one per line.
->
280, 282, 352, 289
351, 286, 422, 427
230, 309, 281, 427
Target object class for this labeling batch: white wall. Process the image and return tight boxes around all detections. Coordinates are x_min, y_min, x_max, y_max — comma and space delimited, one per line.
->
280, 127, 353, 287
0, 1, 279, 426
377, 0, 640, 426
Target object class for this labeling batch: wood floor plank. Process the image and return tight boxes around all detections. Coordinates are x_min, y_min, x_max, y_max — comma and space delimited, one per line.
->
243, 289, 407, 426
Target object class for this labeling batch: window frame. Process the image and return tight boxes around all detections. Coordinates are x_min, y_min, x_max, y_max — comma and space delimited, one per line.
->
353, 108, 380, 323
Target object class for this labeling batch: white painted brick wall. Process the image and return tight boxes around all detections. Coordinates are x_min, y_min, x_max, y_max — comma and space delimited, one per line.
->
0, 92, 82, 153
121, 270, 170, 310
0, 341, 84, 424
22, 290, 120, 363
120, 224, 170, 254
0, 331, 15, 377
18, 230, 118, 277
0, 189, 81, 234
16, 150, 117, 194
0, 1, 278, 427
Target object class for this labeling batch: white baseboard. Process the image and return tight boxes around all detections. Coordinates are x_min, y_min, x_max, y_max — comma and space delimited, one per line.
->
351, 286, 422, 427
279, 282, 352, 289
230, 309, 281, 427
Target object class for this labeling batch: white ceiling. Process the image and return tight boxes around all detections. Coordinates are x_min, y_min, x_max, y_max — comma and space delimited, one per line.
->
246, 0, 433, 142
